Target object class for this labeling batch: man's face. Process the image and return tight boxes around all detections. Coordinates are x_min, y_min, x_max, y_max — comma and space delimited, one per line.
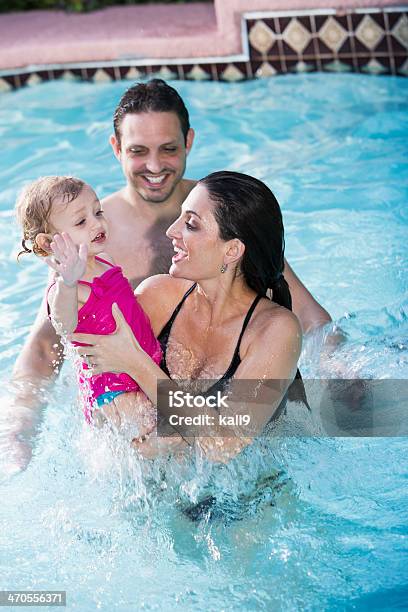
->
111, 111, 194, 204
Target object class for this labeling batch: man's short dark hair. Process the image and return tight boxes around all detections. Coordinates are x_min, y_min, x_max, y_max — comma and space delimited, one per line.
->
113, 79, 190, 145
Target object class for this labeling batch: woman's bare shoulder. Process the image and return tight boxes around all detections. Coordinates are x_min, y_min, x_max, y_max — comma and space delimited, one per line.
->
135, 274, 192, 298
257, 300, 302, 340
238, 300, 302, 380
245, 299, 302, 355
134, 275, 194, 334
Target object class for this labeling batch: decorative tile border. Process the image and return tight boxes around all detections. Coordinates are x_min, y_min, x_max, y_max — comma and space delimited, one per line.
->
0, 6, 407, 92
247, 7, 408, 77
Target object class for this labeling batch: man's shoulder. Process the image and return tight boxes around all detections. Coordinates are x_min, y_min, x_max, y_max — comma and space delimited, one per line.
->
180, 178, 197, 200
183, 178, 197, 189
101, 189, 125, 208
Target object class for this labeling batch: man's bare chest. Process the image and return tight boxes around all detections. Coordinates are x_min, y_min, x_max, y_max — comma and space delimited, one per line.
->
106, 223, 174, 287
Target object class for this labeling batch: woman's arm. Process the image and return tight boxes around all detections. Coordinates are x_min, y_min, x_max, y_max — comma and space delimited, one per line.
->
72, 304, 302, 462
73, 303, 172, 401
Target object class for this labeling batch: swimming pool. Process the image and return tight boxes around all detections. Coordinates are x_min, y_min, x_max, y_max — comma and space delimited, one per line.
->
0, 74, 407, 610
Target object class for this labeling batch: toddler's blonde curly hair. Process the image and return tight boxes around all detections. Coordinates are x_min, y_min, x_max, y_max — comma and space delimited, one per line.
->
15, 176, 85, 259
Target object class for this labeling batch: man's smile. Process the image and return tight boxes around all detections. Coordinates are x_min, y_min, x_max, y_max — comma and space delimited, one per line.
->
139, 173, 172, 189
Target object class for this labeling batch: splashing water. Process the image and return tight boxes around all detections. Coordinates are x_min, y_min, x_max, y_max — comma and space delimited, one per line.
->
0, 74, 407, 610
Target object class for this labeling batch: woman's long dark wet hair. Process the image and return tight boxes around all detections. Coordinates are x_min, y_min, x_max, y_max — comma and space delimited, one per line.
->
198, 170, 309, 407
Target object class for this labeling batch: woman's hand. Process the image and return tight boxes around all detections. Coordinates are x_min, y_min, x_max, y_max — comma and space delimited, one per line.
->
131, 431, 189, 459
72, 303, 142, 377
45, 233, 88, 287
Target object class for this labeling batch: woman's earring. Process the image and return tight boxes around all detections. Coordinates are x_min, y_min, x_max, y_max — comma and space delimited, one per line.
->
220, 263, 227, 273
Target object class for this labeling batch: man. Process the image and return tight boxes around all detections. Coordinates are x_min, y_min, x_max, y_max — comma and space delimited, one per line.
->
6, 79, 330, 468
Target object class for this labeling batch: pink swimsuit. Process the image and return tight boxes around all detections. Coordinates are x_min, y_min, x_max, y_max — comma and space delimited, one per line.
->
47, 256, 162, 421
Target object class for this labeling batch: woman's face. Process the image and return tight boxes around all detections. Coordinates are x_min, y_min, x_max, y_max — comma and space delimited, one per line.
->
166, 184, 227, 280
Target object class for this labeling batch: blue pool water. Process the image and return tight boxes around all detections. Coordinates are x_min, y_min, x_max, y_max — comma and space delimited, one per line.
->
0, 74, 407, 610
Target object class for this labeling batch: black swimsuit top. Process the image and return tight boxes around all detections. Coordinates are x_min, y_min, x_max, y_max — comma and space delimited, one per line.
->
158, 283, 263, 397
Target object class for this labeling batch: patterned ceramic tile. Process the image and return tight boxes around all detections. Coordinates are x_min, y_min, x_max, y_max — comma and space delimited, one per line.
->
36, 70, 53, 82
180, 64, 209, 80
391, 13, 408, 49
286, 59, 317, 73
102, 67, 120, 80
355, 15, 385, 51
351, 12, 384, 54
316, 14, 354, 56
322, 59, 353, 73
281, 18, 312, 55
247, 18, 281, 58
363, 11, 388, 52
361, 58, 389, 74
293, 60, 316, 73
394, 55, 408, 75
0, 77, 12, 92
219, 63, 247, 82
13, 73, 30, 87
254, 60, 278, 77
60, 70, 80, 81
26, 73, 43, 86
318, 16, 349, 53
248, 20, 276, 55
151, 65, 178, 80
112, 66, 122, 80
183, 64, 209, 80
397, 57, 408, 75
356, 55, 392, 74
92, 68, 112, 82
119, 66, 144, 80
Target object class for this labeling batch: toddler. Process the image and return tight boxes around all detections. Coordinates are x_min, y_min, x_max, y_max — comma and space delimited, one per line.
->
15, 176, 162, 440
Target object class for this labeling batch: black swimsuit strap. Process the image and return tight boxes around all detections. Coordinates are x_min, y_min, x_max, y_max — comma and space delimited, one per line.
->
158, 283, 197, 375
158, 282, 197, 341
159, 287, 263, 384
233, 294, 263, 360
217, 293, 263, 382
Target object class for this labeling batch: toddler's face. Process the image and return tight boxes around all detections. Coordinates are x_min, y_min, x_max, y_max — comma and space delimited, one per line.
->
48, 185, 108, 253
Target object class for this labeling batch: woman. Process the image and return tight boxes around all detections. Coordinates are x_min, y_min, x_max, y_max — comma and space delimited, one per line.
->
73, 171, 303, 462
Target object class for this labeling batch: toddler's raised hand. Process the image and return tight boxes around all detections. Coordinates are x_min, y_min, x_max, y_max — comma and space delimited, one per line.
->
45, 232, 88, 287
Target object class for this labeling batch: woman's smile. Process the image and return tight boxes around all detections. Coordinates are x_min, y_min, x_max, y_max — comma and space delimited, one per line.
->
172, 243, 188, 263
